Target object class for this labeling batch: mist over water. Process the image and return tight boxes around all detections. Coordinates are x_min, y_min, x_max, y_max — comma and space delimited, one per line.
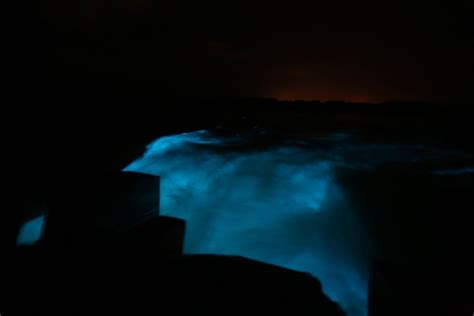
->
125, 130, 461, 316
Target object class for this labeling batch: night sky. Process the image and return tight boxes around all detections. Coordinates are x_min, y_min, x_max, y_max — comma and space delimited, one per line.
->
15, 1, 474, 102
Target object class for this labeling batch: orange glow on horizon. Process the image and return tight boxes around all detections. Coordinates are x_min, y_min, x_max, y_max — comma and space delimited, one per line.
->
271, 87, 378, 104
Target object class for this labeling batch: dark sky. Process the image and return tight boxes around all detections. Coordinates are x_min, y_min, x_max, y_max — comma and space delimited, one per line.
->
19, 1, 474, 102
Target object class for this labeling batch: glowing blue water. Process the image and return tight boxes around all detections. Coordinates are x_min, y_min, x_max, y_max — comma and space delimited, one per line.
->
126, 131, 375, 316
17, 214, 46, 246
432, 167, 474, 175
125, 130, 470, 315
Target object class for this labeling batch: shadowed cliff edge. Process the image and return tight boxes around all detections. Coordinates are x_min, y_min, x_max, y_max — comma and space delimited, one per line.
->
5, 171, 345, 316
